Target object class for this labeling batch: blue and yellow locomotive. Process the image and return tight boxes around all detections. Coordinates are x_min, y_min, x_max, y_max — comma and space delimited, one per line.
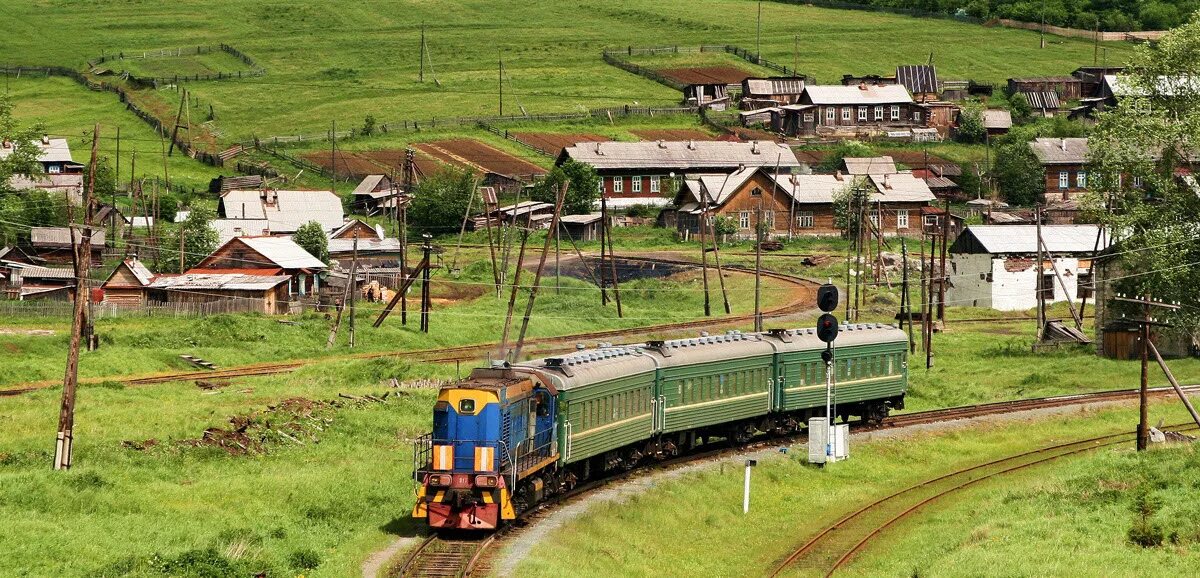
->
413, 324, 909, 531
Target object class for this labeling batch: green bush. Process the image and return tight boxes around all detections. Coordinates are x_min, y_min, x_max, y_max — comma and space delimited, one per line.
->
287, 548, 322, 571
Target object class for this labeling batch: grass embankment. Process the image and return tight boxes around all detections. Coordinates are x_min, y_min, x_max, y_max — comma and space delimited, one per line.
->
2, 1, 1131, 138
0, 357, 443, 577
0, 254, 799, 388
514, 403, 1200, 577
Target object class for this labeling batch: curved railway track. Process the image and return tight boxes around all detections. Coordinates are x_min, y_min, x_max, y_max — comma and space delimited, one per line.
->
770, 420, 1200, 577
382, 386, 1196, 578
0, 258, 818, 397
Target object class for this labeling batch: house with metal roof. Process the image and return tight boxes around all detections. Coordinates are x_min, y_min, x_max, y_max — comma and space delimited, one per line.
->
771, 83, 932, 137
896, 65, 939, 101
671, 166, 934, 239
351, 174, 398, 215
100, 258, 156, 308
217, 189, 344, 235
145, 272, 293, 315
947, 224, 1110, 311
193, 236, 326, 296
27, 226, 105, 265
0, 136, 83, 175
1029, 138, 1092, 203
558, 140, 800, 209
842, 156, 897, 176
740, 77, 807, 110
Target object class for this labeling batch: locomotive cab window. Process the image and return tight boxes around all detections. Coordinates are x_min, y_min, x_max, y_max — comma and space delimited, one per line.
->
458, 399, 475, 413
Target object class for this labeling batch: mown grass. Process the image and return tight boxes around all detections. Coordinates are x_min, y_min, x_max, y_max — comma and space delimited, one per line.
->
514, 402, 1200, 577
0, 0, 1132, 139
108, 50, 257, 79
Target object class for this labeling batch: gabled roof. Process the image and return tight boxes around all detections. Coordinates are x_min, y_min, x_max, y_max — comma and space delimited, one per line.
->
982, 109, 1013, 129
896, 65, 938, 95
352, 174, 392, 196
743, 77, 806, 96
218, 189, 344, 233
1021, 91, 1060, 110
1104, 74, 1200, 98
328, 237, 403, 254
950, 225, 1110, 254
211, 219, 271, 244
12, 265, 76, 279
7, 173, 83, 191
199, 236, 326, 270
843, 156, 897, 175
29, 226, 105, 247
558, 141, 800, 171
149, 272, 291, 291
330, 219, 384, 240
868, 173, 937, 203
1029, 138, 1089, 165
803, 84, 913, 105
559, 213, 603, 225
0, 137, 73, 164
103, 258, 155, 288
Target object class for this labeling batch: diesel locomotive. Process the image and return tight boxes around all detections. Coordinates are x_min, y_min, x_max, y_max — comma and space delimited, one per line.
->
412, 323, 908, 531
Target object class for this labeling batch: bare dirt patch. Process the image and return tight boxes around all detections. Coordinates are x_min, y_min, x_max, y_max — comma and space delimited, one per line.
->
657, 65, 754, 85
0, 328, 56, 336
413, 139, 547, 179
509, 132, 609, 156
630, 128, 720, 141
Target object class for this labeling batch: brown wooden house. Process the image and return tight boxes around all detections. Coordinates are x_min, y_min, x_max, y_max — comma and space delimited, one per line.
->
27, 227, 105, 266
193, 236, 327, 296
146, 272, 292, 315
773, 83, 925, 137
101, 258, 155, 308
1029, 138, 1094, 203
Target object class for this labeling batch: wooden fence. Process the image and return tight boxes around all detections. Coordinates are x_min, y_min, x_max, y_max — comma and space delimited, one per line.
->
0, 297, 292, 319
601, 44, 807, 91
88, 43, 266, 85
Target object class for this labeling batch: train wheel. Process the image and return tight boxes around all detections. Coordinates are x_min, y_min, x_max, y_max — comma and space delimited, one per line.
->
865, 402, 890, 425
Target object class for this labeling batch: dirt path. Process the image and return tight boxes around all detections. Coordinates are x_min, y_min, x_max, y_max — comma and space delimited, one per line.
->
490, 398, 1138, 577
360, 536, 419, 578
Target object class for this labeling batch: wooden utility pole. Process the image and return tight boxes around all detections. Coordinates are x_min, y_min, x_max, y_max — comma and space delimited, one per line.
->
708, 206, 732, 315
1148, 340, 1200, 428
1111, 293, 1181, 450
602, 195, 622, 318
178, 228, 186, 274
348, 230, 359, 347
53, 124, 98, 471
167, 89, 191, 156
479, 186, 502, 295
513, 182, 567, 360
938, 198, 950, 323
419, 22, 426, 83
419, 234, 432, 333
1035, 205, 1045, 343
753, 188, 764, 332
598, 195, 609, 306
901, 237, 915, 353
919, 228, 927, 353
498, 52, 504, 116
450, 178, 481, 273
498, 224, 531, 358
926, 223, 936, 369
699, 188, 712, 317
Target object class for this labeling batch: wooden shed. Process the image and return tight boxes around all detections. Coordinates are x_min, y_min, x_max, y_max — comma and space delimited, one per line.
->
101, 258, 155, 308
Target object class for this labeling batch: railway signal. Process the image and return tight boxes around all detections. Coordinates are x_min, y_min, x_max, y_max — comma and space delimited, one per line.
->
816, 283, 839, 313
817, 314, 839, 344
812, 282, 842, 464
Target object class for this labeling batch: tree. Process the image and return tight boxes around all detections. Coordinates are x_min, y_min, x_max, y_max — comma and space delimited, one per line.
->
159, 206, 219, 273
992, 141, 1043, 206
529, 159, 600, 215
408, 167, 477, 233
1008, 91, 1032, 124
956, 103, 986, 144
1087, 13, 1200, 334
0, 95, 45, 193
362, 115, 377, 137
818, 140, 874, 172
293, 220, 329, 264
830, 178, 872, 239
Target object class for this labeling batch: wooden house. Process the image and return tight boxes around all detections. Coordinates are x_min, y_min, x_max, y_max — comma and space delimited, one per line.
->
1008, 77, 1082, 101
351, 174, 397, 215
0, 136, 83, 175
740, 77, 806, 110
193, 236, 326, 296
559, 213, 603, 242
982, 109, 1013, 136
772, 83, 923, 137
330, 219, 382, 241
1020, 91, 1061, 117
1029, 138, 1092, 203
682, 83, 730, 110
672, 167, 934, 239
101, 258, 155, 308
558, 141, 800, 209
216, 188, 345, 236
28, 227, 104, 265
896, 65, 939, 102
146, 272, 292, 315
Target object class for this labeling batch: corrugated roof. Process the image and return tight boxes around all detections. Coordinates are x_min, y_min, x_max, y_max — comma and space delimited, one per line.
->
1029, 138, 1089, 165
924, 176, 958, 189
1103, 74, 1200, 97
982, 109, 1013, 129
218, 189, 344, 233
149, 273, 290, 291
868, 173, 937, 202
7, 173, 83, 191
743, 77, 806, 96
352, 175, 389, 195
559, 213, 603, 224
1021, 91, 1061, 110
560, 141, 800, 171
211, 219, 271, 244
237, 236, 327, 269
843, 156, 897, 175
954, 225, 1109, 254
13, 265, 75, 279
126, 259, 154, 285
896, 65, 938, 95
0, 138, 73, 163
29, 226, 104, 246
803, 84, 913, 105
767, 174, 858, 204
329, 219, 384, 240
327, 237, 403, 253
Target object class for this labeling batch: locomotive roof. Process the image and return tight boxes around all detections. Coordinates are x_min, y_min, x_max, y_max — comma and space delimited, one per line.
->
515, 323, 906, 391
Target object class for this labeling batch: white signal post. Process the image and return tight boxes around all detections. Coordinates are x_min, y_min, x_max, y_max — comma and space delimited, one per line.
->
743, 459, 757, 514
825, 344, 834, 461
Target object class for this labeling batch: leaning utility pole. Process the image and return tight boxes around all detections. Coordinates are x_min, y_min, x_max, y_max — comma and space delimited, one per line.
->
602, 195, 623, 318
513, 182, 568, 360
53, 124, 99, 471
419, 22, 426, 83
1111, 293, 1180, 451
901, 237, 916, 353
498, 222, 532, 359
419, 234, 432, 333
1035, 205, 1045, 343
348, 230, 359, 348
753, 187, 764, 332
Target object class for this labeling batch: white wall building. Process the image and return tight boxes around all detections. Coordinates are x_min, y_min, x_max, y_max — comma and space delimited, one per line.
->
947, 225, 1110, 311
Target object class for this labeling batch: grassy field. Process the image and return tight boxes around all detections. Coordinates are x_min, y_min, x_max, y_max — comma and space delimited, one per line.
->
106, 50, 257, 79
0, 0, 1132, 140
514, 402, 1200, 577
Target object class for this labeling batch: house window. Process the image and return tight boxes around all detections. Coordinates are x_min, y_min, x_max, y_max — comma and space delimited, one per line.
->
650, 175, 661, 193
890, 105, 900, 120
48, 165, 61, 174
842, 107, 851, 122
858, 107, 867, 121
1077, 272, 1093, 299
874, 106, 884, 121
613, 176, 623, 193
925, 214, 938, 228
796, 211, 814, 228
803, 113, 814, 122
632, 176, 642, 193
897, 210, 909, 229
869, 212, 880, 229
1077, 171, 1087, 188
1133, 175, 1143, 188
739, 211, 751, 230
764, 211, 775, 228
913, 111, 922, 122
1058, 171, 1069, 189
826, 107, 835, 123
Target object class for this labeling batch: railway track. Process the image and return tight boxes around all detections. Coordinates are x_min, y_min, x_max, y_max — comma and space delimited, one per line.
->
769, 421, 1200, 577
383, 386, 1195, 578
0, 258, 818, 397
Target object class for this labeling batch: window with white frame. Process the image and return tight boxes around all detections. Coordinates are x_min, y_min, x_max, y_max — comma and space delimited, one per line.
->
650, 175, 661, 193
1077, 171, 1087, 188
897, 210, 909, 229
925, 214, 938, 228
890, 105, 900, 120
796, 211, 814, 228
1058, 171, 1069, 189
874, 106, 884, 121
869, 212, 880, 229
597, 178, 604, 194
739, 211, 751, 229
858, 106, 867, 121
826, 107, 835, 123
613, 176, 623, 193
842, 107, 851, 122
1133, 175, 1143, 188
48, 165, 61, 174
631, 176, 642, 193
913, 110, 922, 122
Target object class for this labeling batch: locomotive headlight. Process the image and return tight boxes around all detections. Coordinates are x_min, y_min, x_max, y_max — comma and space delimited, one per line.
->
474, 475, 498, 488
427, 474, 452, 487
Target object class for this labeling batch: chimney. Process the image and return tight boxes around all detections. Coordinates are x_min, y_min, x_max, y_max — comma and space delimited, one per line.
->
657, 140, 666, 149
41, 134, 50, 145
687, 140, 696, 150
883, 174, 893, 190
834, 170, 843, 181
594, 142, 603, 155
1060, 138, 1067, 151
751, 141, 760, 154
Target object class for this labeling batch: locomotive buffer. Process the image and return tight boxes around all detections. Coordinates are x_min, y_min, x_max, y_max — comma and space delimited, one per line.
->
809, 283, 848, 465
